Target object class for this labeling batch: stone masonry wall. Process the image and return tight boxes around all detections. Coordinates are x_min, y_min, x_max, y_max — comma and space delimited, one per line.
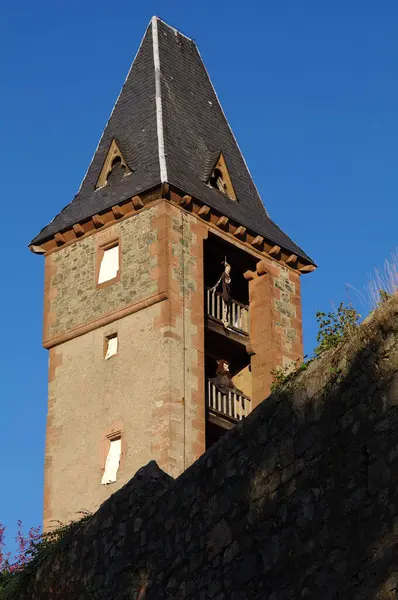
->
249, 257, 303, 405
43, 201, 207, 529
22, 298, 398, 599
44, 207, 158, 342
151, 203, 207, 476
42, 204, 169, 530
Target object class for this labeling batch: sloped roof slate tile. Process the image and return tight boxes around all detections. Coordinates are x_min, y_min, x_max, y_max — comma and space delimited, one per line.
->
31, 17, 314, 265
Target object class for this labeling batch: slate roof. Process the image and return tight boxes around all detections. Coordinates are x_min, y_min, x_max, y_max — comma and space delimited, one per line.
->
31, 17, 314, 264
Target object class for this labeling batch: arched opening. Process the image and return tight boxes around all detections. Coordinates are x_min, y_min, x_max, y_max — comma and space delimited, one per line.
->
111, 156, 122, 167
106, 155, 126, 184
209, 168, 227, 194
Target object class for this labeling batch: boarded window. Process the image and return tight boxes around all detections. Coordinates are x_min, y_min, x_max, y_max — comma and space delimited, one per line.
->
105, 333, 118, 360
101, 438, 121, 485
98, 244, 119, 284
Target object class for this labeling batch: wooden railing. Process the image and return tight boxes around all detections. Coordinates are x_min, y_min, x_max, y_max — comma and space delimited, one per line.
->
207, 379, 252, 422
206, 287, 249, 334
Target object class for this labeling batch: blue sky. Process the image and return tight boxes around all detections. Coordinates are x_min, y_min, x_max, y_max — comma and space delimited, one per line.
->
1, 0, 397, 551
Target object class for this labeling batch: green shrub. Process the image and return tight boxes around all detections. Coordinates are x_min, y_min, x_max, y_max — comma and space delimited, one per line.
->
270, 358, 309, 392
314, 302, 360, 356
270, 302, 360, 392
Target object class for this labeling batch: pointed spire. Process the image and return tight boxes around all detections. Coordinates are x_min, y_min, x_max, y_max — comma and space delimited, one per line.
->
31, 17, 314, 265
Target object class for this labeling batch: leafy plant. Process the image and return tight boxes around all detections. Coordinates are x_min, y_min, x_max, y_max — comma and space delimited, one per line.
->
314, 302, 360, 356
0, 514, 91, 599
270, 358, 309, 392
271, 302, 361, 391
270, 364, 291, 392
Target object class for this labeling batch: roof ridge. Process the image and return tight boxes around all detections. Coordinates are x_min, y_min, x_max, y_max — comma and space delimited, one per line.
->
151, 17, 167, 183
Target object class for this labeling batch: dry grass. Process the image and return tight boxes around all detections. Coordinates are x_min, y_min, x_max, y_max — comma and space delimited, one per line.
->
348, 248, 398, 311
367, 248, 398, 308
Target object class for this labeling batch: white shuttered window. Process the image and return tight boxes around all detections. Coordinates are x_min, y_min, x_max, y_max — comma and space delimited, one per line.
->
101, 438, 121, 485
98, 245, 119, 284
105, 334, 118, 360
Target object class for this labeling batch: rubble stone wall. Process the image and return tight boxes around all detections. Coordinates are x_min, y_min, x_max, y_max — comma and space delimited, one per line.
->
44, 207, 158, 342
21, 300, 398, 599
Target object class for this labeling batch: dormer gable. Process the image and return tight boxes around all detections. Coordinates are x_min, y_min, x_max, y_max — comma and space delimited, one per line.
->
96, 139, 131, 189
208, 152, 237, 201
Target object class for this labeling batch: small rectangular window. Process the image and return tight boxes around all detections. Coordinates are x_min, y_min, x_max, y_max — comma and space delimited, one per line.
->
101, 437, 121, 485
104, 333, 118, 360
98, 244, 119, 285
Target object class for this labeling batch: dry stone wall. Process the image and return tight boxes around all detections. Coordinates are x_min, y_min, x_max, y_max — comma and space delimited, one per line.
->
21, 299, 398, 599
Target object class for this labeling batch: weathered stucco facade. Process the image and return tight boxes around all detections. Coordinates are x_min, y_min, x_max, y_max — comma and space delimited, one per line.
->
42, 197, 305, 529
43, 201, 210, 529
45, 305, 168, 527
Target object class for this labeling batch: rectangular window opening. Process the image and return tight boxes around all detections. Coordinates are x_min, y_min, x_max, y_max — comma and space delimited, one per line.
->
101, 437, 121, 485
98, 243, 119, 285
104, 333, 118, 360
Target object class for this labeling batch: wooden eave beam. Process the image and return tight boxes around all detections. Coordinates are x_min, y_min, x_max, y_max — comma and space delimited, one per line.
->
179, 195, 192, 208
54, 232, 66, 246
73, 223, 85, 237
233, 226, 246, 238
29, 244, 46, 255
132, 195, 144, 210
299, 264, 316, 273
92, 214, 104, 229
216, 215, 229, 229
38, 181, 315, 275
34, 185, 166, 254
198, 205, 211, 218
251, 235, 264, 249
268, 245, 281, 257
286, 254, 298, 266
112, 205, 124, 219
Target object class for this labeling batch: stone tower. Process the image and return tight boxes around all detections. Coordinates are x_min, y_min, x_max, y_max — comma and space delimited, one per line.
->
30, 17, 315, 529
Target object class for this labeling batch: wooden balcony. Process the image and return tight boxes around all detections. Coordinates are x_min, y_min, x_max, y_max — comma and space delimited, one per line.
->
206, 287, 249, 338
206, 379, 252, 430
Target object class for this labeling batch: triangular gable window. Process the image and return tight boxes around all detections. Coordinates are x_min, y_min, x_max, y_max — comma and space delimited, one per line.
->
208, 152, 237, 201
96, 139, 131, 189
